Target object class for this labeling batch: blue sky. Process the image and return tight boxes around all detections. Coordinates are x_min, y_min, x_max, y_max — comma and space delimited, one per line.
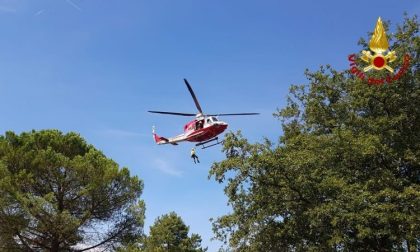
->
0, 0, 418, 250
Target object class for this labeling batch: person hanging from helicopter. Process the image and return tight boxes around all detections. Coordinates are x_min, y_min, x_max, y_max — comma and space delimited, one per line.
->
191, 147, 200, 164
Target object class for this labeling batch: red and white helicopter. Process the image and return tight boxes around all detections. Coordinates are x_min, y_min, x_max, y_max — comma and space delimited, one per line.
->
149, 79, 259, 149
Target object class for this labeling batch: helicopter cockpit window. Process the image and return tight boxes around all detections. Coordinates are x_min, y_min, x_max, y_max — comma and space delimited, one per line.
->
211, 117, 218, 121
206, 118, 212, 124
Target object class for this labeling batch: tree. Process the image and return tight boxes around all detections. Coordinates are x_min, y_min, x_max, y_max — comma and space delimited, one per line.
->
0, 130, 145, 251
209, 16, 419, 251
122, 212, 207, 252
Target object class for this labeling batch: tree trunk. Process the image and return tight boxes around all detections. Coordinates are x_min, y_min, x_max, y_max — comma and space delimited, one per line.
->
51, 237, 59, 252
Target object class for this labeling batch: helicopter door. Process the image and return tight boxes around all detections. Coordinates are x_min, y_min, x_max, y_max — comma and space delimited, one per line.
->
195, 120, 204, 130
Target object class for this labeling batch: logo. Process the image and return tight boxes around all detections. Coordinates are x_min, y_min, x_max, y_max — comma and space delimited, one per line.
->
348, 17, 410, 85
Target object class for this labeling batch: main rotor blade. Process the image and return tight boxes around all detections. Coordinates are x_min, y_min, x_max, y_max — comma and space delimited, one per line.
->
207, 113, 260, 116
184, 79, 203, 114
148, 111, 196, 116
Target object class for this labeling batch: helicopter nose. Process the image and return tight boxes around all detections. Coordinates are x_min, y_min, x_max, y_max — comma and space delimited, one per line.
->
220, 122, 228, 131
217, 121, 228, 129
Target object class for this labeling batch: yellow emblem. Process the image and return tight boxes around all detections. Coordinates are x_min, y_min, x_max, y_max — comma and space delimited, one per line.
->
361, 17, 397, 72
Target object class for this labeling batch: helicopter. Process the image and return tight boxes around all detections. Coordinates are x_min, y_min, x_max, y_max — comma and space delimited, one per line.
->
149, 79, 259, 149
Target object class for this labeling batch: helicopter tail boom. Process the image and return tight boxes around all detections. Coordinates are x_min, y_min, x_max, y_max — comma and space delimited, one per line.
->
152, 127, 179, 145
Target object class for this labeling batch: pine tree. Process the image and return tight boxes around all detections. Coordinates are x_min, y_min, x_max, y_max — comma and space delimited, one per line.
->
0, 130, 145, 251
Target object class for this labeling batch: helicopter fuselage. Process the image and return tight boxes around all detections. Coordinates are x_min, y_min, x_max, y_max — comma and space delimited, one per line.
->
152, 116, 227, 146
183, 116, 228, 142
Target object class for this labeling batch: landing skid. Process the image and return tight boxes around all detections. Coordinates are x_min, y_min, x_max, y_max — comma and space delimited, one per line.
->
196, 137, 224, 149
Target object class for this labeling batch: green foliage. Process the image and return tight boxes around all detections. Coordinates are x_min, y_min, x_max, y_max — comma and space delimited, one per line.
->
121, 212, 207, 252
145, 212, 206, 252
209, 16, 419, 251
0, 130, 145, 251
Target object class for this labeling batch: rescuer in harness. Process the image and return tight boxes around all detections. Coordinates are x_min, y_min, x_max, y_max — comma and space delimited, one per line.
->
191, 148, 200, 164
